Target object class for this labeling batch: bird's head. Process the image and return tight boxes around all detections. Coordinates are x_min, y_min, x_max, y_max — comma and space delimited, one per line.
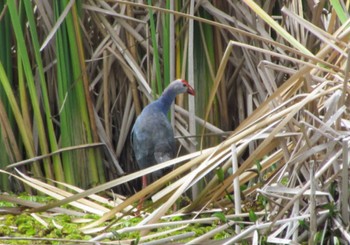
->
171, 79, 195, 96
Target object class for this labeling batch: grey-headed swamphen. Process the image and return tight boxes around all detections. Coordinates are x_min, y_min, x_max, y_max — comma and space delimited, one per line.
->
131, 79, 195, 190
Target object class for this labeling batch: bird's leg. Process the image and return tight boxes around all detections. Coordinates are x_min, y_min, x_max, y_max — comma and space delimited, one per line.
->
136, 175, 147, 215
142, 175, 147, 189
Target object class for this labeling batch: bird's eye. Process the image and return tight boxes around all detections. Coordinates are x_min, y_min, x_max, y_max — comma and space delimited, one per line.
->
183, 84, 186, 87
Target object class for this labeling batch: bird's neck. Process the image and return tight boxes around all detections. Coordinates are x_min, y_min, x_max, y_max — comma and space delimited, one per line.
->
156, 86, 177, 114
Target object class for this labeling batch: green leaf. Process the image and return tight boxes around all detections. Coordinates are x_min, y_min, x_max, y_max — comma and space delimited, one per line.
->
134, 236, 140, 245
248, 209, 258, 222
212, 212, 227, 223
330, 0, 349, 25
255, 160, 262, 172
216, 168, 225, 182
240, 184, 248, 192
329, 181, 337, 198
147, 0, 162, 94
7, 0, 51, 178
322, 201, 338, 217
298, 219, 309, 229
226, 194, 234, 203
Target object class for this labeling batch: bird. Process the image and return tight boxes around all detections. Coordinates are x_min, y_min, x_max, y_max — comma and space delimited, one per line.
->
131, 79, 195, 190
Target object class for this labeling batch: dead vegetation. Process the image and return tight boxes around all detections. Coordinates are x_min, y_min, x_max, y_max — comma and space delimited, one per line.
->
1, 0, 350, 244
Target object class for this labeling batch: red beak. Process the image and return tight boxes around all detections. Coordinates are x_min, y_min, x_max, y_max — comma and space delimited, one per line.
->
182, 79, 195, 96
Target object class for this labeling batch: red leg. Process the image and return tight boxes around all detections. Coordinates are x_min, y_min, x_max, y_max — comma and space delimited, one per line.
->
142, 175, 147, 189
137, 175, 147, 214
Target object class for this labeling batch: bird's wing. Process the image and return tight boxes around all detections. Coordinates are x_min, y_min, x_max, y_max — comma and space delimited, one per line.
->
152, 112, 176, 163
154, 141, 175, 164
131, 119, 153, 169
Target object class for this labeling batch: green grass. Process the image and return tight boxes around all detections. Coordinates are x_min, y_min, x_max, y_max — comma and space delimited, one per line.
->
0, 195, 232, 244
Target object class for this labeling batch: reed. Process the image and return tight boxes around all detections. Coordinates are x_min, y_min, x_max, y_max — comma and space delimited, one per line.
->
0, 1, 349, 243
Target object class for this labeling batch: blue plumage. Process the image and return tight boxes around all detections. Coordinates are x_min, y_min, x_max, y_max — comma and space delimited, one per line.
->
131, 79, 195, 187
